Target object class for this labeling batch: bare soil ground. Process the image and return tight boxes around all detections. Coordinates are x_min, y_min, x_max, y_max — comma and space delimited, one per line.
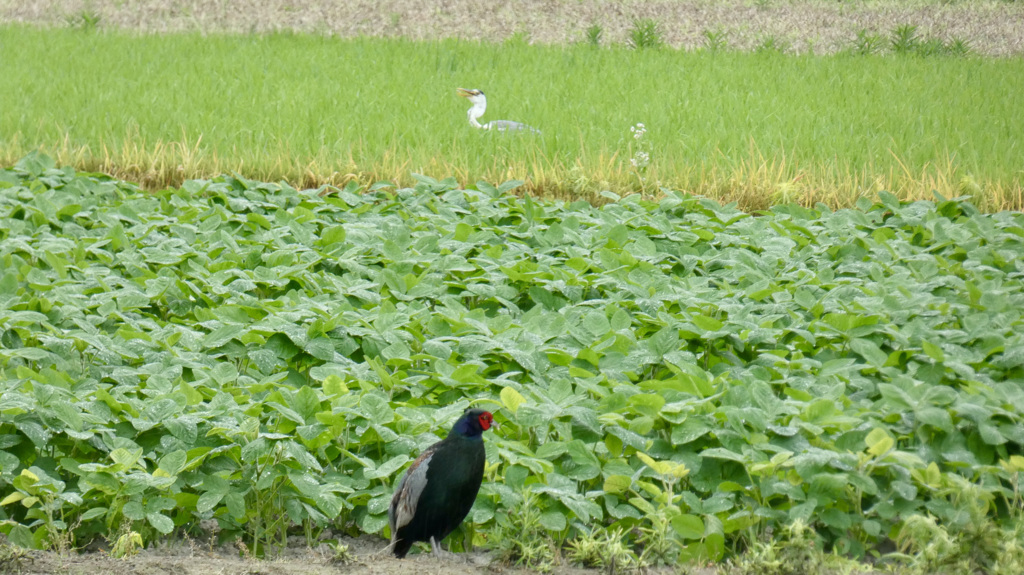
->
3, 0, 1024, 55
6, 535, 715, 575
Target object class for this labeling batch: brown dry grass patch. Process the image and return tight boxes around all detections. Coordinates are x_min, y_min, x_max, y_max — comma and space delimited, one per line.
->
3, 0, 1024, 55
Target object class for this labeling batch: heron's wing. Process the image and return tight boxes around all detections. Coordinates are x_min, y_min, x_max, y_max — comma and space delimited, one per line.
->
486, 120, 541, 134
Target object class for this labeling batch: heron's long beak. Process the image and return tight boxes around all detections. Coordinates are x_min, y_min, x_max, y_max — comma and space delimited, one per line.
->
456, 88, 473, 98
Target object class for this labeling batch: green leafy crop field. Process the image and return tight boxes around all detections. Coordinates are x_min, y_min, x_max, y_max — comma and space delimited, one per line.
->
2, 154, 1023, 570
2, 26, 1023, 210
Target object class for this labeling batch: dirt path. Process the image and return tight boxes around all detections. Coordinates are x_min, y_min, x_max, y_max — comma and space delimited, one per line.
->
8, 535, 708, 575
3, 0, 1024, 55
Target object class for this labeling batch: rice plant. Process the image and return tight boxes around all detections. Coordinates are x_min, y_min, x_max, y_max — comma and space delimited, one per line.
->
627, 18, 664, 50
947, 36, 972, 57
702, 27, 730, 52
852, 28, 884, 55
891, 23, 920, 54
756, 34, 791, 53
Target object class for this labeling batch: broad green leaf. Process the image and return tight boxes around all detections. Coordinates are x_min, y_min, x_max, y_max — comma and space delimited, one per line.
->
701, 448, 746, 463
866, 428, 894, 456
582, 311, 611, 338
603, 475, 632, 494
210, 362, 238, 385
691, 314, 723, 332
7, 524, 35, 549
850, 338, 887, 370
197, 492, 224, 514
567, 440, 601, 468
224, 492, 246, 520
647, 327, 679, 357
306, 338, 337, 361
922, 340, 945, 362
147, 512, 174, 534
500, 387, 527, 415
0, 492, 25, 506
203, 325, 244, 348
80, 507, 107, 521
359, 512, 389, 534
157, 450, 187, 477
637, 452, 688, 479
539, 511, 567, 532
671, 514, 705, 540
122, 501, 145, 520
359, 394, 394, 424
240, 438, 272, 463
322, 375, 349, 397
320, 225, 346, 246
1005, 456, 1024, 473
629, 393, 665, 418
109, 448, 142, 470
916, 407, 953, 432
291, 386, 321, 422
365, 455, 410, 480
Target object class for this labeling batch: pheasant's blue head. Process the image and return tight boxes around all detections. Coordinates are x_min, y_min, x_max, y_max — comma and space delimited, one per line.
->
451, 408, 494, 438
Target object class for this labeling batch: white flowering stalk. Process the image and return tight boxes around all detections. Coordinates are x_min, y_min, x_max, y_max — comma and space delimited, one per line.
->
630, 151, 650, 169
631, 122, 647, 141
629, 122, 651, 174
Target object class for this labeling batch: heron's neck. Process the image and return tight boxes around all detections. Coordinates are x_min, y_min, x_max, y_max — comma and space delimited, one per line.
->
467, 101, 487, 129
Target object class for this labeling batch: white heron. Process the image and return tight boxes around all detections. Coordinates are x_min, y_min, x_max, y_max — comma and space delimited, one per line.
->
456, 88, 540, 134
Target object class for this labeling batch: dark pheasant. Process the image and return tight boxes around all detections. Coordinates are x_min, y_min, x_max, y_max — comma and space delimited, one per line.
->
388, 408, 494, 558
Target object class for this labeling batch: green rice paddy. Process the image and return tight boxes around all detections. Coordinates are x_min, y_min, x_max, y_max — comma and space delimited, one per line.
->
1, 25, 1022, 208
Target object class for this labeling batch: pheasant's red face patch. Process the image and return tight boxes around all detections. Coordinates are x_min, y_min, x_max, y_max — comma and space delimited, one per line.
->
477, 411, 494, 431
